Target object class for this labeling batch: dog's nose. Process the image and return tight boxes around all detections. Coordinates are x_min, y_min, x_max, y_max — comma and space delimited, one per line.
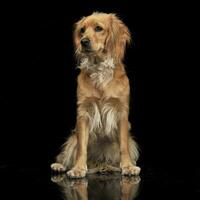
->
81, 38, 90, 47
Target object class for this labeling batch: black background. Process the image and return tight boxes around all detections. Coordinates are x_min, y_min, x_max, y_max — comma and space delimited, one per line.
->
0, 0, 198, 199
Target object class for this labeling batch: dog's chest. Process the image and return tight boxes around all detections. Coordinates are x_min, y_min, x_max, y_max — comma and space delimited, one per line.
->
89, 67, 114, 88
82, 95, 125, 140
78, 58, 115, 88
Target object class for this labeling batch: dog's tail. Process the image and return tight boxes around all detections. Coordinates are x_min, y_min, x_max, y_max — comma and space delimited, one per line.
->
55, 132, 78, 171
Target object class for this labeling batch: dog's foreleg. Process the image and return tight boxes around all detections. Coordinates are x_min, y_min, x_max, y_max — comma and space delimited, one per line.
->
67, 117, 89, 178
119, 117, 141, 176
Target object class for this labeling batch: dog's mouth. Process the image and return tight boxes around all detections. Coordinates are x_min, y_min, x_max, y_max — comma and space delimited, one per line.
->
82, 48, 93, 53
81, 47, 95, 54
81, 46, 104, 55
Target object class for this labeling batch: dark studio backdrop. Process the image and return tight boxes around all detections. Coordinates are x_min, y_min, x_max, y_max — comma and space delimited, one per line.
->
0, 0, 198, 198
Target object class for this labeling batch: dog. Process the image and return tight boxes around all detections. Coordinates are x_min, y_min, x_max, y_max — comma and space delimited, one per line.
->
51, 12, 141, 178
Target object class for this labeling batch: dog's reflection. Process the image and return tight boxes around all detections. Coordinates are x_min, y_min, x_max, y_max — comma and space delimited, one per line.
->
51, 173, 140, 200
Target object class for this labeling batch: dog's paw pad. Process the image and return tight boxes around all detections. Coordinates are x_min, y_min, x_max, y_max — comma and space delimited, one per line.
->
67, 168, 87, 178
122, 165, 141, 176
51, 163, 66, 172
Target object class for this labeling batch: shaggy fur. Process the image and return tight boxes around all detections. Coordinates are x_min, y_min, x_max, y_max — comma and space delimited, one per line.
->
51, 12, 141, 178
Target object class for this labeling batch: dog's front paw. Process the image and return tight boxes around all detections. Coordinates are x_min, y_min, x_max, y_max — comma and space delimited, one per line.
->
67, 166, 87, 178
121, 164, 141, 176
51, 163, 66, 172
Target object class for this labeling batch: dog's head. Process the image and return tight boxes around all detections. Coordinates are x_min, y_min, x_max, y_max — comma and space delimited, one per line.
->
73, 12, 131, 63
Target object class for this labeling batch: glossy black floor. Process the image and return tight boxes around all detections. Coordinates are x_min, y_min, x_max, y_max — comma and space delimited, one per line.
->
0, 163, 199, 200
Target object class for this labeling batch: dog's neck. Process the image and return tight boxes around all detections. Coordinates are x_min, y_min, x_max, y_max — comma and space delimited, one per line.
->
78, 56, 115, 88
78, 56, 115, 71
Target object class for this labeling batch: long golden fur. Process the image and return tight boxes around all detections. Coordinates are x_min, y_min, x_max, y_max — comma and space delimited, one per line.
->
51, 12, 141, 178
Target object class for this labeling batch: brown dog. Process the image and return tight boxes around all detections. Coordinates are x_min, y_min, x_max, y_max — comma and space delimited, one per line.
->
51, 12, 141, 178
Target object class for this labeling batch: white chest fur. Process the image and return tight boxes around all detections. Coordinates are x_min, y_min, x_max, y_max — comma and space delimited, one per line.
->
78, 58, 115, 88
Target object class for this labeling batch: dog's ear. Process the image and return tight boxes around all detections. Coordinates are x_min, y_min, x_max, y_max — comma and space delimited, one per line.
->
105, 14, 131, 62
73, 17, 86, 53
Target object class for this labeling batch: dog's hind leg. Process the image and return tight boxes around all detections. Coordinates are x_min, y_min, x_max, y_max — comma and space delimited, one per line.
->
51, 133, 77, 172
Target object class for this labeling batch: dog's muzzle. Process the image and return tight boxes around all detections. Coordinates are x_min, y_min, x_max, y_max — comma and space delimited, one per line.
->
81, 38, 91, 51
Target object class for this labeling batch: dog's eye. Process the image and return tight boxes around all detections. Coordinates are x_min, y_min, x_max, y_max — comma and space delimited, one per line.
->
80, 27, 85, 34
95, 26, 103, 32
